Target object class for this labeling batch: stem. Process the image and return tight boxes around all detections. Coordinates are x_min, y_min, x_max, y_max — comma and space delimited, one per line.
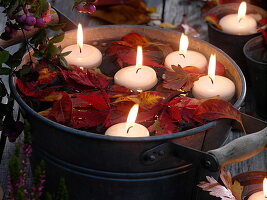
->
21, 28, 33, 64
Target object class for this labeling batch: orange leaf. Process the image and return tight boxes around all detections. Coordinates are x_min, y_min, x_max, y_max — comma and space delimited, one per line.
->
204, 14, 222, 30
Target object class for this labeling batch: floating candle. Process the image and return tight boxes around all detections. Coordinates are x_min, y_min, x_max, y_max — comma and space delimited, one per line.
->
105, 104, 149, 137
248, 178, 267, 200
114, 46, 158, 91
164, 33, 207, 72
62, 23, 102, 69
192, 54, 235, 101
219, 2, 257, 35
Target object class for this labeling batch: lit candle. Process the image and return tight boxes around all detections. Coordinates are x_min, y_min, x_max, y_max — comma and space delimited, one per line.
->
192, 54, 235, 101
248, 178, 267, 200
114, 46, 158, 91
164, 33, 208, 72
219, 2, 257, 35
105, 104, 150, 137
62, 23, 102, 69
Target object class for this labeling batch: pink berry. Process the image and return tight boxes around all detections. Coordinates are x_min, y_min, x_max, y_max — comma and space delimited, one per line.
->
16, 14, 27, 23
43, 15, 51, 23
35, 17, 45, 27
23, 25, 34, 31
25, 15, 36, 26
86, 4, 96, 14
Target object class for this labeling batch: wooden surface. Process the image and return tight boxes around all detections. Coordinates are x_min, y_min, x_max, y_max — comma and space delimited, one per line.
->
0, 0, 266, 197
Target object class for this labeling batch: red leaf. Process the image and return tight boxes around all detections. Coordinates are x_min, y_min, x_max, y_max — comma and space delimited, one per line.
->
259, 17, 267, 26
37, 68, 58, 85
75, 91, 110, 110
47, 92, 72, 124
215, 61, 225, 76
193, 98, 241, 124
167, 97, 201, 123
148, 110, 178, 135
107, 84, 132, 98
259, 29, 267, 45
61, 68, 110, 90
16, 79, 59, 99
163, 65, 201, 91
72, 108, 108, 128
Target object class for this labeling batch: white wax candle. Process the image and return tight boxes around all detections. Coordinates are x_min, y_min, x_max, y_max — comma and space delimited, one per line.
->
248, 191, 267, 200
62, 44, 102, 69
164, 50, 208, 72
219, 2, 257, 35
114, 65, 158, 91
105, 122, 149, 137
219, 14, 257, 35
192, 75, 235, 101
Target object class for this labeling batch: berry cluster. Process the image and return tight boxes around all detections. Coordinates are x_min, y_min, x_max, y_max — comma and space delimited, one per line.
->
2, 3, 51, 39
75, 0, 98, 14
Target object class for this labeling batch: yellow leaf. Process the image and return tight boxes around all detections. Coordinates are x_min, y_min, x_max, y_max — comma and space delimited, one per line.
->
231, 180, 243, 200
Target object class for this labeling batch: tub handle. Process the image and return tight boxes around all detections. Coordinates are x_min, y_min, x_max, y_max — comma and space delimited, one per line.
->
208, 127, 267, 168
141, 127, 267, 171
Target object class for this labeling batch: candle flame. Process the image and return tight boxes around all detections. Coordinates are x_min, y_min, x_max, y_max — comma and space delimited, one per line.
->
264, 177, 267, 197
238, 1, 247, 21
126, 104, 139, 132
179, 33, 189, 56
136, 46, 143, 68
77, 23, 83, 51
208, 54, 216, 82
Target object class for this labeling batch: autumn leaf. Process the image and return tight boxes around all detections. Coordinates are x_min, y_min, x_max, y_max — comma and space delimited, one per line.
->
197, 176, 236, 200
75, 91, 110, 110
120, 32, 151, 47
113, 91, 164, 110
37, 67, 58, 85
163, 65, 201, 91
204, 14, 222, 30
220, 169, 233, 190
61, 68, 110, 90
46, 92, 72, 124
107, 84, 132, 98
215, 61, 225, 76
193, 98, 241, 124
106, 32, 169, 69
167, 97, 201, 123
259, 17, 267, 26
148, 110, 178, 135
92, 1, 150, 25
72, 108, 108, 129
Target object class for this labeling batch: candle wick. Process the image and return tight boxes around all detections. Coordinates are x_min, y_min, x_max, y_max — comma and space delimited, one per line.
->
136, 68, 141, 74
79, 46, 82, 53
238, 18, 242, 23
127, 126, 133, 134
179, 53, 185, 59
209, 76, 214, 84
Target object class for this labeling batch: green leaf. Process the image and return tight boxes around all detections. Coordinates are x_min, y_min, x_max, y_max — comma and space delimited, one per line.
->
32, 51, 44, 59
59, 56, 69, 68
45, 44, 60, 59
6, 0, 19, 16
49, 33, 65, 44
0, 50, 10, 64
60, 51, 71, 57
0, 67, 11, 75
30, 28, 47, 47
47, 23, 66, 31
